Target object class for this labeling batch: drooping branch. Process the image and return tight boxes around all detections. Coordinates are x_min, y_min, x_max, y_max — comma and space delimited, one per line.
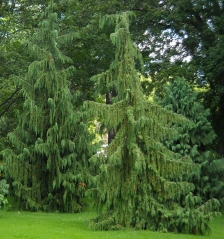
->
0, 87, 21, 108
0, 92, 22, 118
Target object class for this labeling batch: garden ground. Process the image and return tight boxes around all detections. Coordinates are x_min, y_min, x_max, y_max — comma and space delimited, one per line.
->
0, 210, 223, 239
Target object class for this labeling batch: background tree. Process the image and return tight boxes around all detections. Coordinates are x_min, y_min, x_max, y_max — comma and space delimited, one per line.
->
85, 12, 220, 234
1, 0, 95, 212
156, 77, 224, 210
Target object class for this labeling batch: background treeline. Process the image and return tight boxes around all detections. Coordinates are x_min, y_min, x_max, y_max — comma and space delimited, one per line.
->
0, 0, 224, 235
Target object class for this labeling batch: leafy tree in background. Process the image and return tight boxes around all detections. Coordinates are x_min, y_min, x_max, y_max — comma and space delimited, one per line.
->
1, 0, 94, 212
156, 77, 224, 211
85, 12, 220, 234
54, 0, 117, 106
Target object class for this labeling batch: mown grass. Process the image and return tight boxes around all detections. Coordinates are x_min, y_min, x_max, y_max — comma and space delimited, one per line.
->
0, 210, 223, 239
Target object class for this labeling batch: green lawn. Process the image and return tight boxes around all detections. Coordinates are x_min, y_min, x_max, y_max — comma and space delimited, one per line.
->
0, 210, 223, 239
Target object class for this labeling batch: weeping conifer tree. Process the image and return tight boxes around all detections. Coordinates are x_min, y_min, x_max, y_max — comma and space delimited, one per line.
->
1, 0, 93, 212
85, 12, 220, 234
156, 77, 224, 210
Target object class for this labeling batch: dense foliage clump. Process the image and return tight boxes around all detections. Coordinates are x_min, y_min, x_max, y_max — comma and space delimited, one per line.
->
156, 77, 224, 211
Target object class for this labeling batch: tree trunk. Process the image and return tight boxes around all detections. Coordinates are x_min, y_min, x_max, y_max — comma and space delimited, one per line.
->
106, 88, 116, 144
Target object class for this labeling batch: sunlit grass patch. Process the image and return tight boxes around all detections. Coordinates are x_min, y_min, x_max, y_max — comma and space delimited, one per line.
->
0, 211, 223, 239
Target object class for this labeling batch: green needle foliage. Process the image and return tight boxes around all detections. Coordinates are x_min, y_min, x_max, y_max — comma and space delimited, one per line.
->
0, 163, 9, 209
156, 77, 224, 211
85, 12, 219, 234
156, 77, 216, 158
1, 0, 92, 212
